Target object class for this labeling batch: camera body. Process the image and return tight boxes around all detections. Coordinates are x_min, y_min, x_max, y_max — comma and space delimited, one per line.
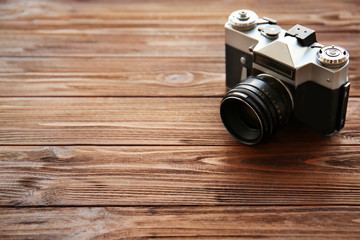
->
223, 10, 350, 142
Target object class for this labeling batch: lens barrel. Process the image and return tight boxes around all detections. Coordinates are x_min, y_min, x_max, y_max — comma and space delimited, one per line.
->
220, 74, 293, 145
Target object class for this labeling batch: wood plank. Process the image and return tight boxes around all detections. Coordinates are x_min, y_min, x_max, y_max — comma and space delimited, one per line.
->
0, 57, 224, 74
0, 71, 226, 97
1, 206, 360, 239
0, 0, 358, 32
2, 28, 225, 57
0, 57, 226, 97
0, 57, 359, 97
1, 145, 360, 206
0, 30, 358, 57
0, 97, 359, 146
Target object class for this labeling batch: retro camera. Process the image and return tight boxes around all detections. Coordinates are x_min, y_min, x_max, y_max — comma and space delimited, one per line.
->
220, 10, 350, 145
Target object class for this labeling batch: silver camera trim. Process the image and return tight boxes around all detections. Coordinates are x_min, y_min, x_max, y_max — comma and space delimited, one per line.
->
225, 10, 349, 90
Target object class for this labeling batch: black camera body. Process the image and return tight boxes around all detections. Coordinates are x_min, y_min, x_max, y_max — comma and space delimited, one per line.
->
220, 10, 350, 145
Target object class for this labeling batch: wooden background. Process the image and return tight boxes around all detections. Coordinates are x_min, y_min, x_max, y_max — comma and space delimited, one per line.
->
0, 0, 360, 239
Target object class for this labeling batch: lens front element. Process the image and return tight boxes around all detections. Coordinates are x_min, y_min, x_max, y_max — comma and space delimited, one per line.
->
221, 97, 263, 143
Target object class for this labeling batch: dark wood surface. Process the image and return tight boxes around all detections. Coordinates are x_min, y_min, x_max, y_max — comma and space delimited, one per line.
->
0, 0, 360, 239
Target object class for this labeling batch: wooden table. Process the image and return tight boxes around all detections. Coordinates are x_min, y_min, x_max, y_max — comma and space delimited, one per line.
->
0, 0, 359, 239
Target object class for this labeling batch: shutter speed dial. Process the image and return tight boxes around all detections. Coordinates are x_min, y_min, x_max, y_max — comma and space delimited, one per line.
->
316, 45, 349, 68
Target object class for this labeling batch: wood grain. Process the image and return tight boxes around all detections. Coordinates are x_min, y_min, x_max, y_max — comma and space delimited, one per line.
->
0, 97, 359, 146
0, 30, 358, 58
1, 0, 360, 238
0, 54, 357, 102
0, 57, 359, 97
0, 1, 358, 99
0, 0, 359, 28
1, 145, 360, 206
0, 57, 227, 97
1, 206, 360, 239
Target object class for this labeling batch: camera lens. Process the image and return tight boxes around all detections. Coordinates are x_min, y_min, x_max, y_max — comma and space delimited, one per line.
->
220, 74, 293, 145
221, 98, 262, 142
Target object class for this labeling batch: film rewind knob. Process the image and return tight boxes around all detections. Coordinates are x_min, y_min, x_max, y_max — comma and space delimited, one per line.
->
228, 10, 258, 30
